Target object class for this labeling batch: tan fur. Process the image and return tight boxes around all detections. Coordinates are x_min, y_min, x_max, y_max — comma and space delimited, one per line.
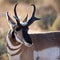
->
7, 31, 60, 60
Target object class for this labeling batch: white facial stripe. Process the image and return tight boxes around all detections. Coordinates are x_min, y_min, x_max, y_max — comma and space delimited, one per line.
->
14, 34, 23, 44
6, 35, 22, 49
15, 33, 33, 47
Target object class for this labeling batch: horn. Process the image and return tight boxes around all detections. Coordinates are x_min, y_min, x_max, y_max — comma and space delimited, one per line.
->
6, 12, 16, 27
25, 4, 41, 26
14, 3, 20, 25
23, 14, 28, 22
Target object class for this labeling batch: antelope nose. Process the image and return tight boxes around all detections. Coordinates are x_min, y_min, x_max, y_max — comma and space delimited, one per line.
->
24, 41, 33, 47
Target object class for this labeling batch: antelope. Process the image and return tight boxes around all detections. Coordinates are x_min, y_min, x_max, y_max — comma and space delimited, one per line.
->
6, 3, 60, 60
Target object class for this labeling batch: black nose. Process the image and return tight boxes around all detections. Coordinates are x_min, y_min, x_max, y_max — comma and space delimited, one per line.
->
22, 27, 32, 45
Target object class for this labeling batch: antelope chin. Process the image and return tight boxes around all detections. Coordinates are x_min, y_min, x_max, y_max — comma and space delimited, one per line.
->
24, 41, 33, 47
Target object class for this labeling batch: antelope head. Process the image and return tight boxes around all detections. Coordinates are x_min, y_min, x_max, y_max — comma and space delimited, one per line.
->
6, 3, 41, 47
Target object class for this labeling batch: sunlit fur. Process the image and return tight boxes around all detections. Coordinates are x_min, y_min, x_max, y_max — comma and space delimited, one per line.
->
6, 3, 60, 60
6, 30, 60, 60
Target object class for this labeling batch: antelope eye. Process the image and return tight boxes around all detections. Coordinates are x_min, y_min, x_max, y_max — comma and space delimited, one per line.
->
16, 27, 21, 31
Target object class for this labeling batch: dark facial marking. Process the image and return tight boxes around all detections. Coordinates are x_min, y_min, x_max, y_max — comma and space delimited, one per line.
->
12, 31, 15, 38
22, 26, 32, 44
16, 26, 21, 31
15, 24, 23, 31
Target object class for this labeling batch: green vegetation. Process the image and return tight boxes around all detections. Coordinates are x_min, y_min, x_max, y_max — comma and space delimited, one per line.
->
0, 32, 8, 60
0, 44, 7, 55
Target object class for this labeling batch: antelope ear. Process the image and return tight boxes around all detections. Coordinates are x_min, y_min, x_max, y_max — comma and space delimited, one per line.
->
6, 12, 16, 27
20, 14, 28, 26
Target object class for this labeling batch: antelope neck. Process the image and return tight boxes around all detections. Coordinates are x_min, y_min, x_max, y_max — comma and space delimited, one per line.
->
8, 30, 20, 46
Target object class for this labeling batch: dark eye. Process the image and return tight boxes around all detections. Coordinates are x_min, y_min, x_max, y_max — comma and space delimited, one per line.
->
16, 27, 21, 31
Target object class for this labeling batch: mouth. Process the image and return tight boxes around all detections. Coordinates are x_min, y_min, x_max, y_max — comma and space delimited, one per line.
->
16, 34, 32, 47
24, 41, 33, 47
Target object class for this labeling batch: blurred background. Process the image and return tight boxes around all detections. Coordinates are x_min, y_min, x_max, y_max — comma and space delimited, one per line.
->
0, 0, 60, 60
